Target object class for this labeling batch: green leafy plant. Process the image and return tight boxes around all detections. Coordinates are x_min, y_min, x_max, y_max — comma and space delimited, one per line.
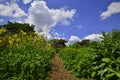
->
59, 29, 120, 80
0, 23, 55, 80
91, 30, 120, 80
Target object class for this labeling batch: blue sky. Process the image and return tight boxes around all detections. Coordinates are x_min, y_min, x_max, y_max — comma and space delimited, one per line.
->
0, 0, 120, 42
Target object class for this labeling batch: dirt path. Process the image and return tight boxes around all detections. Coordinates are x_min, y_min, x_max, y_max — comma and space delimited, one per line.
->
49, 54, 79, 80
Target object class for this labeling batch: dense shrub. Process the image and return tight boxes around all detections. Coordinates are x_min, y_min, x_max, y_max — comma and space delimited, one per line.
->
91, 30, 120, 80
59, 47, 94, 78
1, 21, 35, 34
0, 26, 55, 80
59, 30, 120, 80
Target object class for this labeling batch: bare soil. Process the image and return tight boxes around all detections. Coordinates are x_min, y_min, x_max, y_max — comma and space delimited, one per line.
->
49, 54, 80, 80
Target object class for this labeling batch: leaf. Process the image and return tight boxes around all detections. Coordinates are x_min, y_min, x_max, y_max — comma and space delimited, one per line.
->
115, 72, 120, 78
98, 63, 106, 68
116, 57, 120, 63
91, 72, 96, 77
106, 73, 115, 78
102, 58, 111, 63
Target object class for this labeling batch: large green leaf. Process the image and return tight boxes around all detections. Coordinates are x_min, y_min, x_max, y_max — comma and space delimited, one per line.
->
116, 57, 120, 63
102, 58, 111, 63
106, 73, 115, 79
115, 72, 120, 78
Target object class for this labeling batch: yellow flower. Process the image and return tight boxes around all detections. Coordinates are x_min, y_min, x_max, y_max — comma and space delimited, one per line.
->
8, 40, 13, 45
0, 40, 3, 46
33, 32, 38, 36
47, 44, 51, 48
16, 43, 19, 46
3, 28, 6, 32
13, 34, 18, 37
0, 40, 2, 43
34, 36, 37, 39
16, 38, 20, 42
0, 28, 6, 35
8, 36, 12, 40
20, 30, 27, 35
23, 32, 27, 35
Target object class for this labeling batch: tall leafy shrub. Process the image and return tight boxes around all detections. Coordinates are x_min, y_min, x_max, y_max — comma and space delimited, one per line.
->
91, 30, 120, 80
0, 31, 55, 80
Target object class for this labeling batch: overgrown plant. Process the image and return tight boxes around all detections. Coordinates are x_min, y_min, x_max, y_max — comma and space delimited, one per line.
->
91, 30, 120, 80
0, 24, 55, 80
59, 29, 120, 80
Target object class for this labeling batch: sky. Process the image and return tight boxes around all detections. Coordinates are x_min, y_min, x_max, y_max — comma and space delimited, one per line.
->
0, 0, 120, 42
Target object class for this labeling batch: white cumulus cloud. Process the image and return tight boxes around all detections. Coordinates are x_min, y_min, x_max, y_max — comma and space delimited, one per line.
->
69, 35, 81, 42
26, 0, 76, 39
23, 0, 32, 4
0, 2, 27, 18
84, 34, 103, 41
60, 20, 70, 26
100, 2, 120, 19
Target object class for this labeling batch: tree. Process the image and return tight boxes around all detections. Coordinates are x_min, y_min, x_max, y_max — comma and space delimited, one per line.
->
1, 21, 35, 34
79, 39, 90, 46
50, 39, 68, 48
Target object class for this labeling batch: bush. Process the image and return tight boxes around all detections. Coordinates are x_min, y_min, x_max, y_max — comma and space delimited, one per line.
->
91, 30, 120, 80
59, 47, 94, 78
59, 30, 120, 80
0, 30, 55, 80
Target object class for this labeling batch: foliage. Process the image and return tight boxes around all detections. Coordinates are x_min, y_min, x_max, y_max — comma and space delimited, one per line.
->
79, 39, 90, 46
0, 24, 55, 80
59, 47, 94, 78
68, 39, 91, 49
59, 29, 120, 80
1, 21, 35, 34
49, 39, 67, 53
1, 22, 120, 80
91, 30, 120, 80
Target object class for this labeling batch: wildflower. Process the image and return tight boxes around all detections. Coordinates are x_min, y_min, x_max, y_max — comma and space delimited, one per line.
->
20, 30, 27, 35
8, 36, 12, 40
0, 40, 2, 43
0, 40, 3, 46
16, 38, 20, 42
16, 43, 19, 46
8, 40, 13, 45
33, 32, 38, 36
3, 28, 6, 32
13, 34, 18, 37
0, 28, 6, 35
22, 32, 27, 35
47, 44, 51, 48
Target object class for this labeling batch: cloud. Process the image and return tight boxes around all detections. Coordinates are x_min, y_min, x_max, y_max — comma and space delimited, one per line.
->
51, 30, 65, 39
84, 34, 103, 41
23, 0, 32, 4
0, 19, 4, 22
0, 2, 27, 18
60, 20, 70, 26
26, 0, 76, 39
69, 35, 81, 42
100, 2, 120, 19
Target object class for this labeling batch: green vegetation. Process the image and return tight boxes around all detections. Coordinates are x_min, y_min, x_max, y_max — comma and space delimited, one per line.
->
49, 39, 67, 53
1, 21, 35, 34
0, 22, 55, 80
0, 22, 120, 80
59, 30, 120, 80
